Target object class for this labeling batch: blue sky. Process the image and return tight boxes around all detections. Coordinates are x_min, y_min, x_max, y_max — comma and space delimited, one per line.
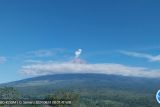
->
0, 0, 160, 83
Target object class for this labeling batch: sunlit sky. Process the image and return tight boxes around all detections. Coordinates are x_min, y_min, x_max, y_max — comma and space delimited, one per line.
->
0, 0, 160, 83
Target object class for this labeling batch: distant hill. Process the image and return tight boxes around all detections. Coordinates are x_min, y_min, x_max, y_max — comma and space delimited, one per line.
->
1, 73, 160, 95
1, 73, 160, 106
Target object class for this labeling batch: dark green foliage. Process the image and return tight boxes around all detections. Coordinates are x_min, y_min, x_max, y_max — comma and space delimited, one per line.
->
0, 87, 20, 100
46, 90, 80, 107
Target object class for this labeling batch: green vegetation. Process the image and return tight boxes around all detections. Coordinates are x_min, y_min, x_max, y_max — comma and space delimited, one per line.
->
46, 90, 80, 107
0, 87, 159, 107
0, 74, 160, 107
0, 87, 20, 100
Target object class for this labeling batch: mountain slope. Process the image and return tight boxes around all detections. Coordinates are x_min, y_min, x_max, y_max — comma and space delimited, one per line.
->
1, 73, 160, 94
1, 73, 160, 107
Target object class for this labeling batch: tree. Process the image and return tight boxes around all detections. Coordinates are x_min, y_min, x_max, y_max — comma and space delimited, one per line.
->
45, 90, 80, 107
0, 87, 20, 100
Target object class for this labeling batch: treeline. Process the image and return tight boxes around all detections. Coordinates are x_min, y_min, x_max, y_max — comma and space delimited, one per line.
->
0, 87, 20, 100
0, 87, 159, 107
0, 87, 80, 107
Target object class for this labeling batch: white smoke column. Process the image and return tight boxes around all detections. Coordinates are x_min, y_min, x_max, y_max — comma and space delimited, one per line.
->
75, 49, 82, 58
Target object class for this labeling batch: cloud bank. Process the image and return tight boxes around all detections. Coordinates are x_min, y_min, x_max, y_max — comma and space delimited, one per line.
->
20, 62, 160, 78
120, 51, 160, 62
20, 49, 160, 78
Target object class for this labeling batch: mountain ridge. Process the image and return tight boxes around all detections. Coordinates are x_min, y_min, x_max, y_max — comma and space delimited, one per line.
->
1, 73, 159, 93
2, 73, 160, 86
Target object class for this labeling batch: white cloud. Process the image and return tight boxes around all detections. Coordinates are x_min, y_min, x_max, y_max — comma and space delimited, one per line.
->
28, 50, 54, 57
120, 51, 160, 62
20, 49, 160, 78
27, 48, 65, 57
0, 57, 7, 64
20, 62, 160, 78
24, 59, 43, 63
